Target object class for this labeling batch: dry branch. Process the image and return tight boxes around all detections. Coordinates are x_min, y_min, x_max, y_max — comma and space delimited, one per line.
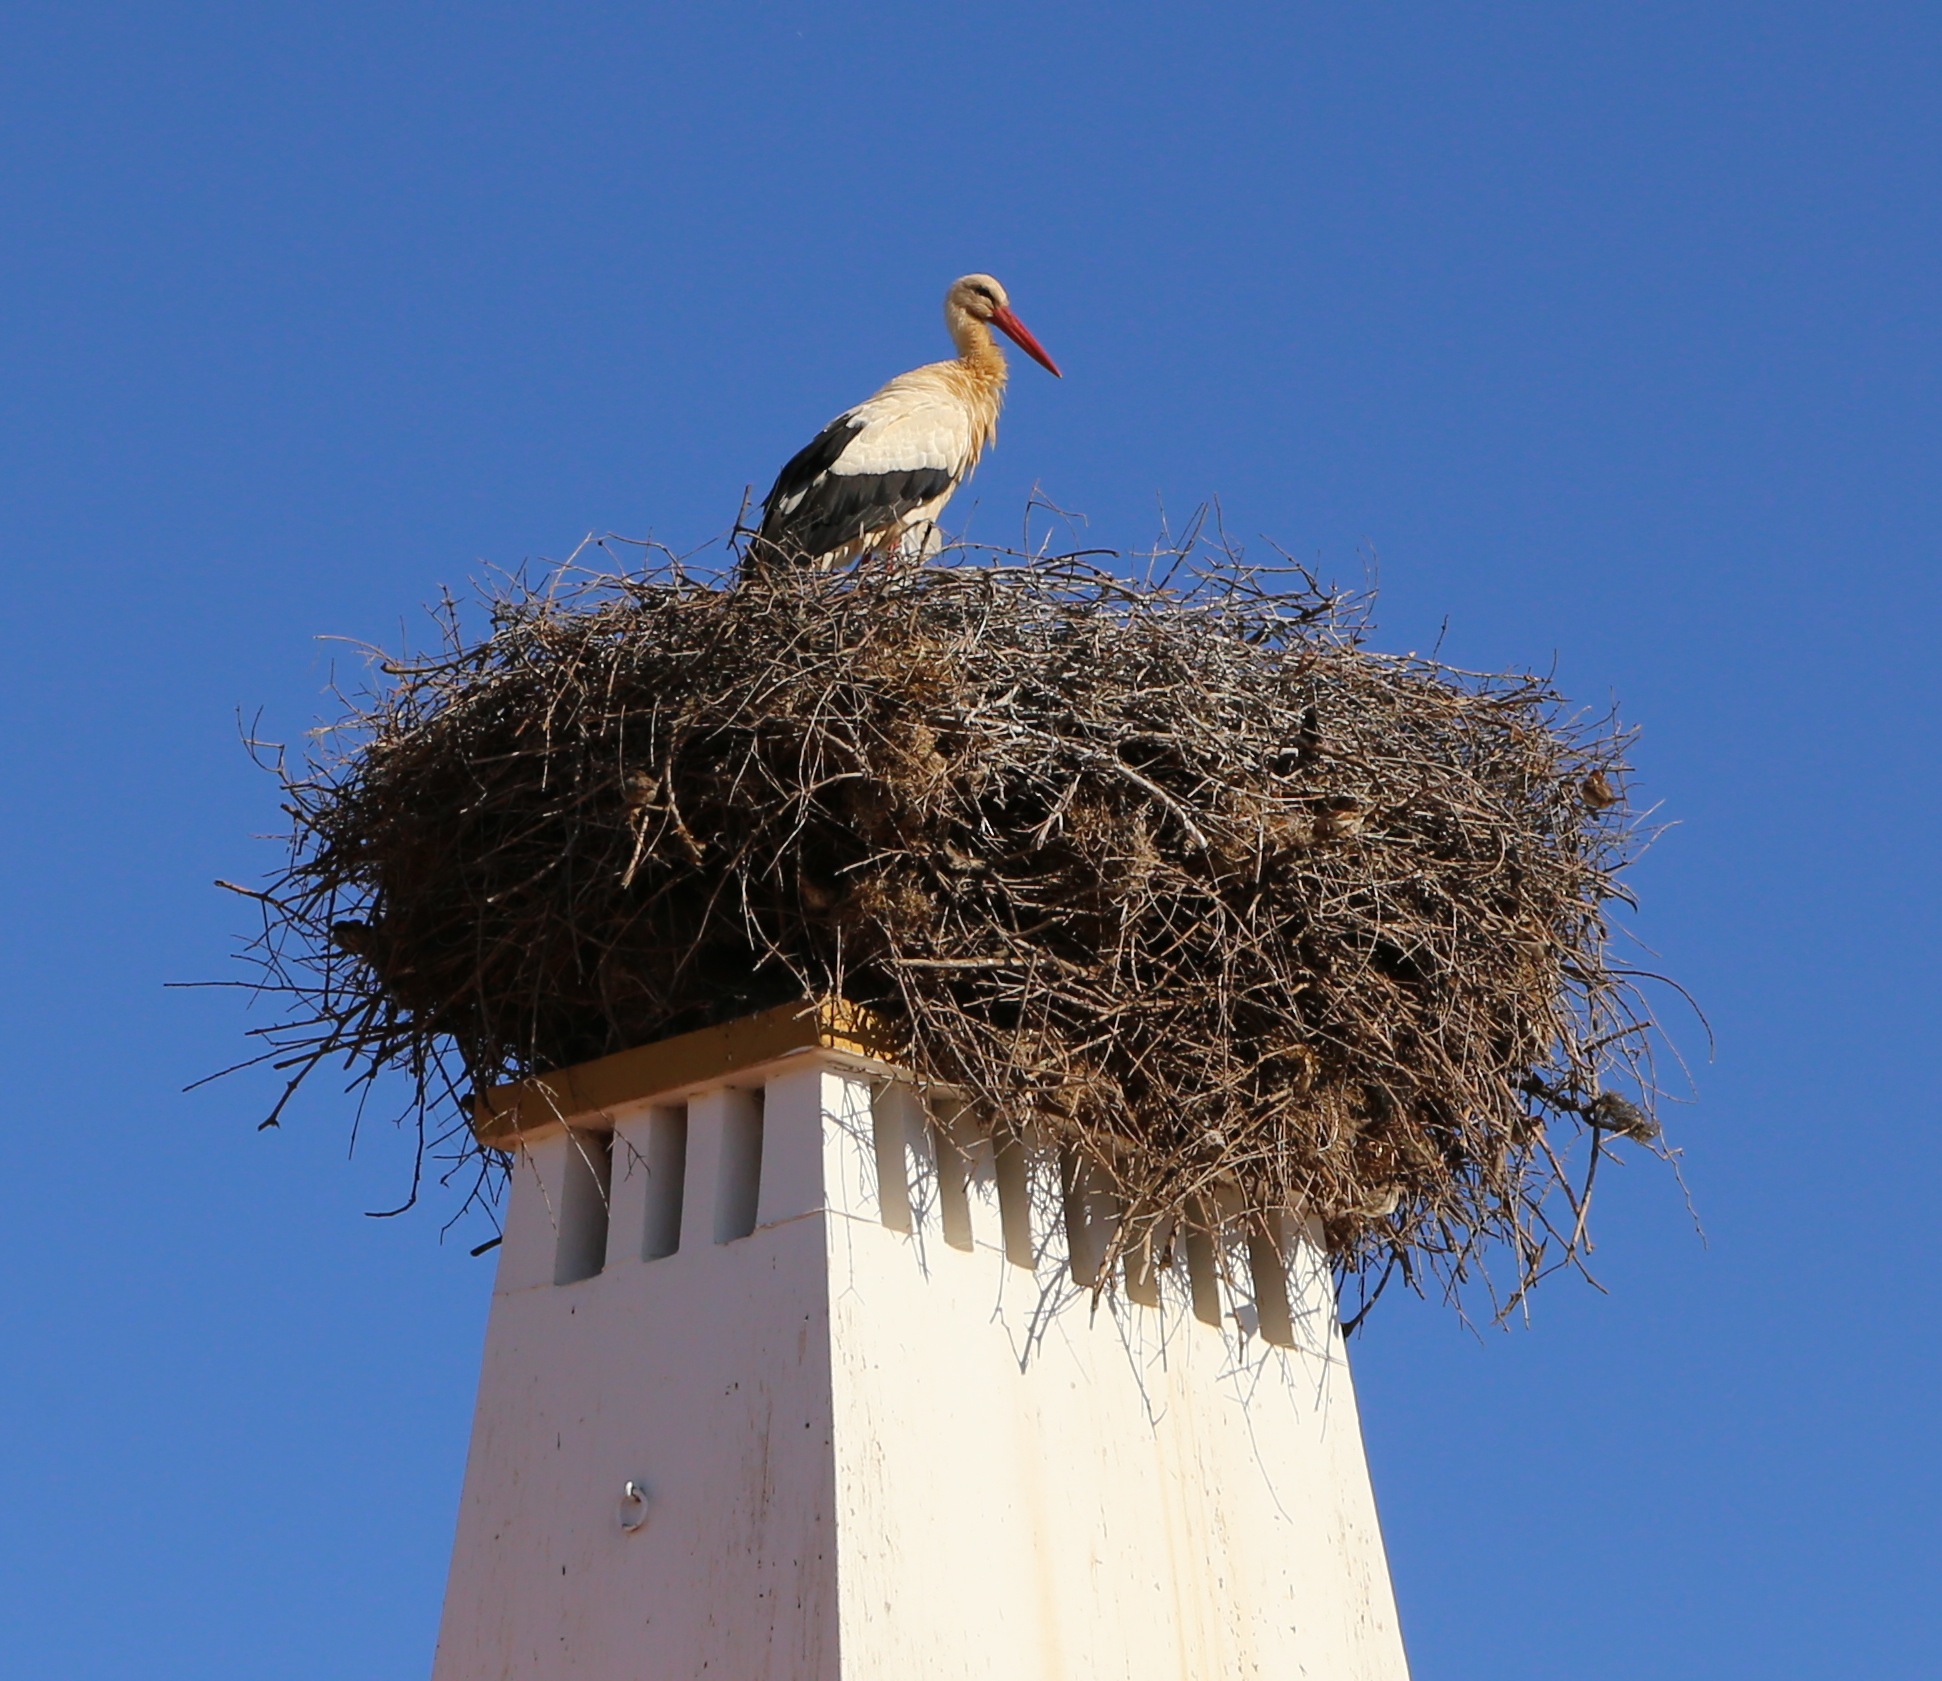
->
225, 529, 1675, 1320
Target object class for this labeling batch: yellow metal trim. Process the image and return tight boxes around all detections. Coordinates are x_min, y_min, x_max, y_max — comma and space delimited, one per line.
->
472, 999, 903, 1149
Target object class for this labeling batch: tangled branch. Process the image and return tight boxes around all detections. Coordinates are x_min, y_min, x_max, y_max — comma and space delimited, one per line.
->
219, 523, 1681, 1320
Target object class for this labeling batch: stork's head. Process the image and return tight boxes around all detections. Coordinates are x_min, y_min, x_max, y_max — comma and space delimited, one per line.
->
947, 274, 1062, 377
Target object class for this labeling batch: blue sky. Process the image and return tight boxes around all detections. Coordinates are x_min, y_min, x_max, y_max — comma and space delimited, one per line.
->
2, 4, 1936, 1676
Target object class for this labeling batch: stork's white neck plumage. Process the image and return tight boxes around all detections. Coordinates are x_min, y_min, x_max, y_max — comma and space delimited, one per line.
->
946, 305, 1012, 391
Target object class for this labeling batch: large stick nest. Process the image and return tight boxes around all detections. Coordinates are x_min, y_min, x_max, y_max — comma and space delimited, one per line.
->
233, 532, 1676, 1320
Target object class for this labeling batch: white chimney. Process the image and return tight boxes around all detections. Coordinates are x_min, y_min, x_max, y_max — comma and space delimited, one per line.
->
431, 1002, 1411, 1678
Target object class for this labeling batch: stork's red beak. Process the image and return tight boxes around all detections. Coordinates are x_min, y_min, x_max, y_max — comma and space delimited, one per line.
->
989, 305, 1063, 377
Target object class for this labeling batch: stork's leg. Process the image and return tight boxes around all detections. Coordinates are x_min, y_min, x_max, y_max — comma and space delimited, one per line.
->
893, 519, 945, 567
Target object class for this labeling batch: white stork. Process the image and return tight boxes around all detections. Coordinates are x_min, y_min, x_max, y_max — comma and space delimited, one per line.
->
747, 273, 1061, 572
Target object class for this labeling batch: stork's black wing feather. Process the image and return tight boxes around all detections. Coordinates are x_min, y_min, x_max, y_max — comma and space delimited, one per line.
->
760, 413, 865, 528
768, 467, 956, 562
753, 412, 955, 566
